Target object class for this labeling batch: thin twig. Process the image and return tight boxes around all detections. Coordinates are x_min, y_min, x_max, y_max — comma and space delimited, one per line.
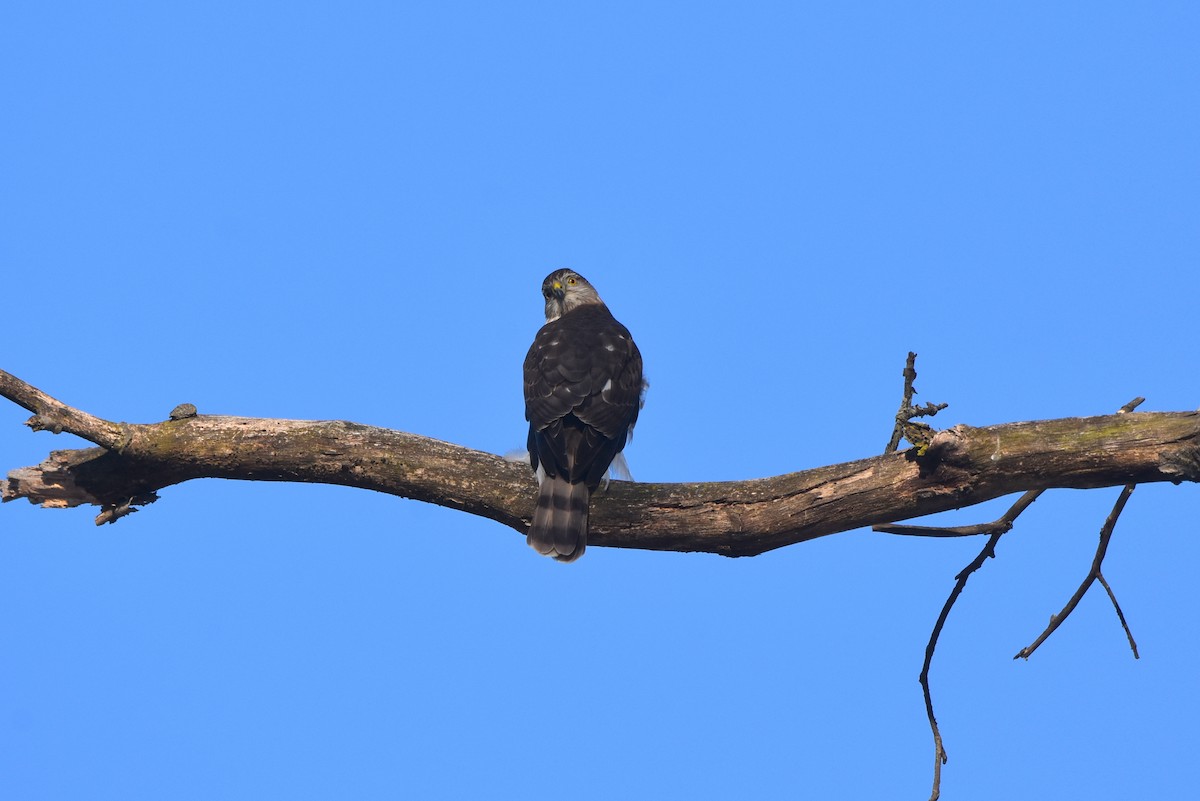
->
872, 523, 997, 537
1014, 483, 1137, 660
884, 353, 918, 455
921, 531, 1005, 801
911, 478, 1042, 800
1097, 571, 1140, 658
1119, 396, 1147, 414
875, 489, 1043, 538
885, 352, 948, 455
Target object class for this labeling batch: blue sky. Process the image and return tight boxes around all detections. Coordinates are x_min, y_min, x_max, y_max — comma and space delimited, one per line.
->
2, 3, 1198, 799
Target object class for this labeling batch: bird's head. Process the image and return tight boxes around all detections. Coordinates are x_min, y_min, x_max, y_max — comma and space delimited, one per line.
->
541, 269, 603, 321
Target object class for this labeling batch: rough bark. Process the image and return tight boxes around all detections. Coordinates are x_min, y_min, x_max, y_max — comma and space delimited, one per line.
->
3, 369, 1198, 556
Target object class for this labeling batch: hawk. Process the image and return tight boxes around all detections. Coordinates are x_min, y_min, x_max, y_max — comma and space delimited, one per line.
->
523, 269, 644, 562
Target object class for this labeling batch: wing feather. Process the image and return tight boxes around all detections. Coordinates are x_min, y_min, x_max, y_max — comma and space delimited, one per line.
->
524, 304, 643, 491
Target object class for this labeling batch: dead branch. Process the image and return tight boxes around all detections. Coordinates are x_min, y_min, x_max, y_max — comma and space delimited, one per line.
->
1014, 483, 1140, 660
1, 364, 1194, 801
885, 351, 949, 455
919, 530, 1005, 801
898, 395, 1149, 801
3, 368, 1199, 557
873, 490, 1042, 538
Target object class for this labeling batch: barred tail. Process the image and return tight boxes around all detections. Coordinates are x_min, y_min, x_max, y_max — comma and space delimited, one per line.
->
528, 476, 589, 563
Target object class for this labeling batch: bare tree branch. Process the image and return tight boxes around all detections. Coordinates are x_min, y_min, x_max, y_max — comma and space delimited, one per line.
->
1, 365, 1193, 801
1098, 570, 1140, 659
885, 351, 948, 455
1014, 483, 1139, 660
3, 368, 1199, 557
894, 395, 1149, 801
873, 490, 1042, 538
920, 530, 1005, 801
0, 368, 130, 449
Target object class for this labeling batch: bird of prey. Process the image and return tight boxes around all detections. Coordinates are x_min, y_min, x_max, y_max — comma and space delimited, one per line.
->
523, 269, 644, 562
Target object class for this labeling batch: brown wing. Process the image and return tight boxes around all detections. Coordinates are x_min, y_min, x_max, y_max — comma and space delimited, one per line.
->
524, 304, 643, 491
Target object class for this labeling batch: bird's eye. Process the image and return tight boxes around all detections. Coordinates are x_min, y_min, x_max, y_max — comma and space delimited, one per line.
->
567, 277, 577, 285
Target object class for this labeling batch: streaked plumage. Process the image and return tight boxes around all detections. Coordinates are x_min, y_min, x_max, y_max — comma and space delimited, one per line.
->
523, 269, 644, 562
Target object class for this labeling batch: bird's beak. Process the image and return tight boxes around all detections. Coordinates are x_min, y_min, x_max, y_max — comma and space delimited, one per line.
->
551, 281, 565, 301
